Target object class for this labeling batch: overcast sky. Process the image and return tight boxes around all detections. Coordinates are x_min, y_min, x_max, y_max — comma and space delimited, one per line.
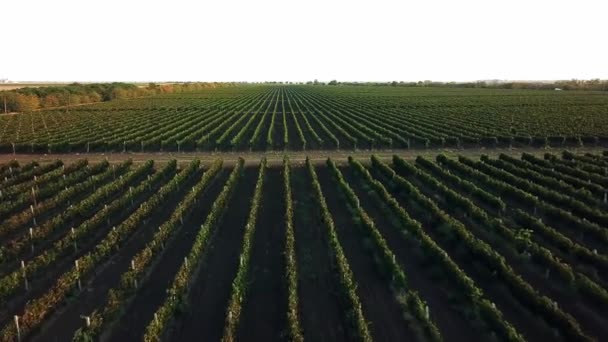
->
2, 0, 607, 83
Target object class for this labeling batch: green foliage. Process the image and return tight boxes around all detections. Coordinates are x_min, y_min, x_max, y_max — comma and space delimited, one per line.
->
144, 159, 243, 342
306, 157, 373, 342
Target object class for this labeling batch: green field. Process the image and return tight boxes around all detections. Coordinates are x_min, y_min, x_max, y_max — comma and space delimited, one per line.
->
1, 86, 607, 153
1, 85, 608, 342
0, 151, 608, 341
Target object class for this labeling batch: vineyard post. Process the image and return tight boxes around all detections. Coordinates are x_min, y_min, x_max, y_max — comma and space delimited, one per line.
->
29, 228, 34, 253
75, 260, 82, 291
131, 260, 137, 287
21, 260, 28, 291
3, 95, 6, 114
31, 187, 37, 207
14, 316, 20, 342
30, 205, 36, 226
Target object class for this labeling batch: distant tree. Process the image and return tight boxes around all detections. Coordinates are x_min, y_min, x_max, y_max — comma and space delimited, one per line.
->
14, 94, 39, 112
160, 85, 174, 93
70, 94, 82, 105
41, 95, 61, 108
111, 88, 129, 100
391, 81, 398, 87
313, 79, 319, 85
328, 80, 338, 85
88, 91, 102, 102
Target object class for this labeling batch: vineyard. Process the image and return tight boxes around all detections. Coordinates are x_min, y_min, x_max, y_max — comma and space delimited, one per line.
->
1, 86, 608, 153
0, 150, 606, 341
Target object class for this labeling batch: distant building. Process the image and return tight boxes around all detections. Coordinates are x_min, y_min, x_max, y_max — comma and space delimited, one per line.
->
555, 88, 563, 91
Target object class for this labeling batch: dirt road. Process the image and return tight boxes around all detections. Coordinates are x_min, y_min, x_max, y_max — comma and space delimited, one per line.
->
0, 146, 605, 166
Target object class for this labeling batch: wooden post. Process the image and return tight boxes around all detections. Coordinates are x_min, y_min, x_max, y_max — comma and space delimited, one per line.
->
3, 95, 7, 114
31, 187, 37, 207
29, 228, 34, 253
21, 260, 28, 291
14, 316, 20, 342
30, 205, 36, 226
75, 260, 82, 291
131, 260, 137, 287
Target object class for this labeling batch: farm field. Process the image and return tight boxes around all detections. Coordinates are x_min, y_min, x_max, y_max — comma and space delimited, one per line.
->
0, 151, 607, 341
1, 86, 608, 153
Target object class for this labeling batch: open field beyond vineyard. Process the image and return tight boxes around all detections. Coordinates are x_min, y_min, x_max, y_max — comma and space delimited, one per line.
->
0, 151, 608, 341
1, 86, 608, 153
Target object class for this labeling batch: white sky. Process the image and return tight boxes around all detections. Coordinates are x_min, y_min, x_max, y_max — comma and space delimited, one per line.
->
2, 0, 607, 83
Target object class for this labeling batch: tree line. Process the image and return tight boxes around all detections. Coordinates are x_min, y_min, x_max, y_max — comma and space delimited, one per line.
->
1, 82, 239, 113
311, 79, 608, 91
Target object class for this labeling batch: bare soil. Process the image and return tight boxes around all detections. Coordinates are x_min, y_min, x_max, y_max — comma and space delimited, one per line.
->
29, 167, 204, 342
0, 168, 175, 330
290, 165, 349, 342
237, 167, 288, 341
370, 165, 559, 341
167, 166, 258, 342
315, 166, 418, 341
104, 168, 229, 341
0, 165, 139, 278
341, 165, 481, 342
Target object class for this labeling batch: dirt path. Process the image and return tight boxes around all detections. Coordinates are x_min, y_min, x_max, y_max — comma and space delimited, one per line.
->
0, 146, 605, 166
